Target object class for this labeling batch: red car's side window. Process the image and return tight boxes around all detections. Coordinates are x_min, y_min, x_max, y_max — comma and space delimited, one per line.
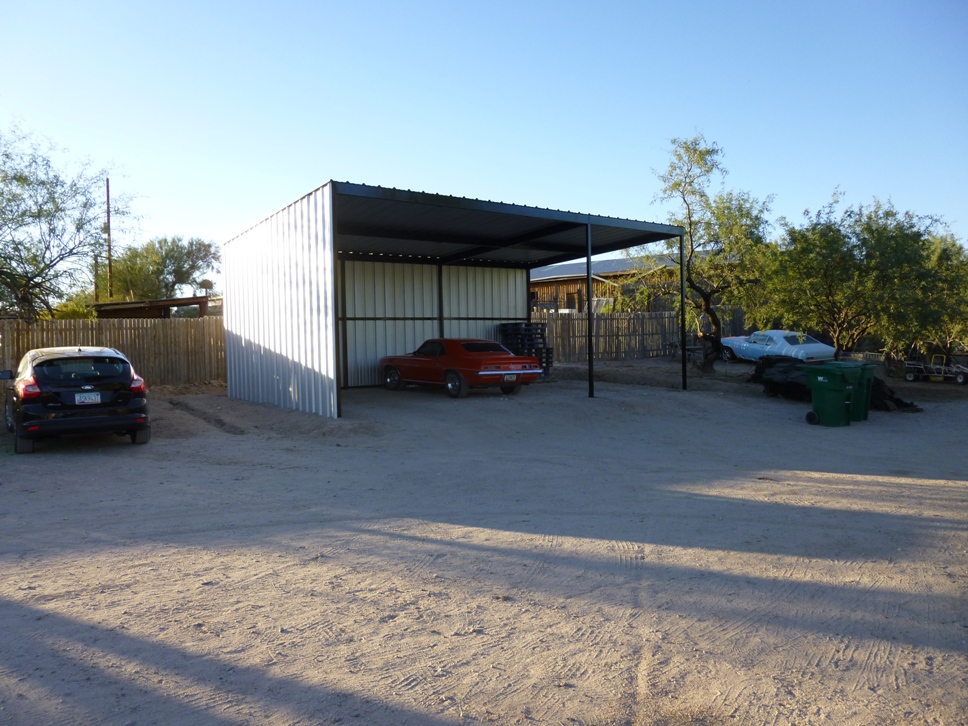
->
415, 341, 444, 357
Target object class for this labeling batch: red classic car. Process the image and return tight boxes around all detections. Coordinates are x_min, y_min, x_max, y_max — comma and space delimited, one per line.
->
378, 338, 542, 398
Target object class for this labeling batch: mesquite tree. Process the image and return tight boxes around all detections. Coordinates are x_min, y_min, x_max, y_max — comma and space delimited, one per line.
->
653, 134, 772, 371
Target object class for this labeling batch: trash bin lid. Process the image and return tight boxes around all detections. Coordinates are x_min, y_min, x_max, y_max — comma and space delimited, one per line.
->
823, 360, 864, 381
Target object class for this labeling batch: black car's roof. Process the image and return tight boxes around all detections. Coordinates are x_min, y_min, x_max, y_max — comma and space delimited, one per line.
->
27, 346, 128, 363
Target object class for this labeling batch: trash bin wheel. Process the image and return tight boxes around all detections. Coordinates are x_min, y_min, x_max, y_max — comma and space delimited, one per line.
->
806, 410, 820, 425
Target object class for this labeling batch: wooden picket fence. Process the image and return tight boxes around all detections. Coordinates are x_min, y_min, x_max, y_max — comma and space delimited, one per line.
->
0, 312, 742, 384
535, 311, 744, 363
0, 318, 225, 386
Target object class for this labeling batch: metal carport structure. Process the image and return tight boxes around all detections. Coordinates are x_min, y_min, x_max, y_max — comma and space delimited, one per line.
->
224, 181, 685, 418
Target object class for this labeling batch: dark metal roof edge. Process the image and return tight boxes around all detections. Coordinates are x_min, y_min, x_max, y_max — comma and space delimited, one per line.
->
331, 181, 683, 236
92, 295, 217, 310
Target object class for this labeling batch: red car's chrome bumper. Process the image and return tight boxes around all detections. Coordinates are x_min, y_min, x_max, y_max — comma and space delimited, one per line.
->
468, 369, 541, 384
475, 369, 540, 377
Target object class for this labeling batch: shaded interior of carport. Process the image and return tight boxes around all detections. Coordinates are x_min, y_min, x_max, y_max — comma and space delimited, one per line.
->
329, 182, 687, 400
223, 181, 686, 418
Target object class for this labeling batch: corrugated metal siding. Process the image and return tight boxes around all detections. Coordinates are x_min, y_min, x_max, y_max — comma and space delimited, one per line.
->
224, 184, 339, 417
342, 261, 438, 387
442, 266, 528, 340
340, 263, 529, 386
228, 214, 531, 397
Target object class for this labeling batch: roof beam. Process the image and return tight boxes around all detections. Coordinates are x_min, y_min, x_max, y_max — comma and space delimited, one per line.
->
339, 220, 591, 266
437, 222, 586, 264
336, 224, 492, 247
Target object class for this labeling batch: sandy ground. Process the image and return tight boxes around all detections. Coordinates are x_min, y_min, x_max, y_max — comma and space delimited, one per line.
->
0, 359, 966, 725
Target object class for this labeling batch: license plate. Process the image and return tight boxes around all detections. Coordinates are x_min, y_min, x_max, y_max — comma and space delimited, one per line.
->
75, 392, 101, 405
503, 374, 518, 382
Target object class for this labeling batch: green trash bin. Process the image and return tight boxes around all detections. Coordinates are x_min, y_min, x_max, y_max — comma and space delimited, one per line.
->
849, 363, 877, 421
803, 362, 855, 426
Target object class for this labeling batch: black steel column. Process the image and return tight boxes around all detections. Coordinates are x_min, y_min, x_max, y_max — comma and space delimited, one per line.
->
587, 223, 594, 398
437, 263, 445, 338
679, 233, 688, 391
526, 268, 532, 322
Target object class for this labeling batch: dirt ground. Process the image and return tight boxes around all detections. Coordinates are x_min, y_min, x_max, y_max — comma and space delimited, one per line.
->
1, 358, 966, 725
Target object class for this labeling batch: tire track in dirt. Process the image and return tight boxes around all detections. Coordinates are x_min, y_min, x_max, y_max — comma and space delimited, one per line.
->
508, 533, 563, 591
613, 538, 649, 570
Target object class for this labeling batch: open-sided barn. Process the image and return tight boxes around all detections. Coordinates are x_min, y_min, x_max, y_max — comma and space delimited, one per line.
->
223, 182, 684, 417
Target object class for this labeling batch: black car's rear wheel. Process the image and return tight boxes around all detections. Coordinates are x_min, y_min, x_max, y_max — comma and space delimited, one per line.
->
445, 371, 468, 398
384, 366, 402, 391
903, 371, 918, 382
130, 426, 151, 445
500, 384, 522, 395
14, 436, 34, 454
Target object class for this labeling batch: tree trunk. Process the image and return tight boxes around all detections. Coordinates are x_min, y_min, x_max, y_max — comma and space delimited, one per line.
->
693, 284, 723, 373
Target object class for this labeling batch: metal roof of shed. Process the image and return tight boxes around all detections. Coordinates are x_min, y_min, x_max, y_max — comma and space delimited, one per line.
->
331, 182, 682, 268
531, 258, 639, 280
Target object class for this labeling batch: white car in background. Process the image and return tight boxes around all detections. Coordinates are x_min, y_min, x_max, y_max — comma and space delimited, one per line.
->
720, 330, 836, 362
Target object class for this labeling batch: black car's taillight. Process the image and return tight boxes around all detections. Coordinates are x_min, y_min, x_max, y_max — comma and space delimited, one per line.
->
16, 376, 41, 400
130, 373, 146, 394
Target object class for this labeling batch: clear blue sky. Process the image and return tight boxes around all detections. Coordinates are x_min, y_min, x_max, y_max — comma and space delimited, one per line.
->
2, 0, 965, 264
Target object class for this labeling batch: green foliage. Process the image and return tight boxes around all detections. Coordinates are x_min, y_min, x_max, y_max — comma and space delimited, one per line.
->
0, 128, 122, 321
916, 233, 968, 359
612, 252, 678, 312
636, 134, 772, 366
751, 198, 947, 355
51, 289, 97, 320
111, 236, 220, 300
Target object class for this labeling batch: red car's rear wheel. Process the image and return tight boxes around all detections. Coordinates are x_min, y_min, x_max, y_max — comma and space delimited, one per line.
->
445, 371, 468, 398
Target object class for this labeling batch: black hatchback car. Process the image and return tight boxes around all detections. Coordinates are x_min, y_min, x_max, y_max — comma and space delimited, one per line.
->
2, 346, 150, 454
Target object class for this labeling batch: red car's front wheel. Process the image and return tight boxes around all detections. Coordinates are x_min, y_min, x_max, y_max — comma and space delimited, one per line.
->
384, 367, 402, 391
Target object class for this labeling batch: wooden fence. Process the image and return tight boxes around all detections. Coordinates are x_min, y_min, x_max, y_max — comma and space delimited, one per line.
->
0, 318, 226, 386
535, 311, 744, 363
0, 312, 743, 384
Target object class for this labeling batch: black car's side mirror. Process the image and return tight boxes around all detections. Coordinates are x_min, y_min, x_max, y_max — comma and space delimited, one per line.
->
0, 370, 12, 380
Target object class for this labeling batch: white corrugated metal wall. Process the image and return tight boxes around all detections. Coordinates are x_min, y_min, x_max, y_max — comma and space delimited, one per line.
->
342, 261, 439, 388
342, 261, 529, 387
225, 187, 531, 411
441, 266, 526, 338
224, 184, 340, 417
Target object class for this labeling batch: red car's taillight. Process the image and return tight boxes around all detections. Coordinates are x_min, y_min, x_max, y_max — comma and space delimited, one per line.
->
130, 373, 146, 394
16, 376, 41, 400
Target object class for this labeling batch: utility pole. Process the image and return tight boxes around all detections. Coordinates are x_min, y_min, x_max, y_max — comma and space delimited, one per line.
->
106, 178, 113, 300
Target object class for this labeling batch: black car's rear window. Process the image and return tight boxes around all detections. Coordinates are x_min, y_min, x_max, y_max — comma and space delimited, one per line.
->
461, 342, 509, 353
34, 357, 130, 383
